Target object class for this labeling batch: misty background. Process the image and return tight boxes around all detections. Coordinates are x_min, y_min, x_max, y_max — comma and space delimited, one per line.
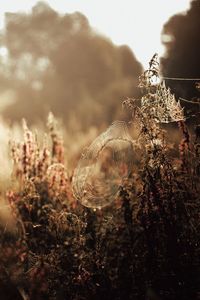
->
0, 0, 199, 131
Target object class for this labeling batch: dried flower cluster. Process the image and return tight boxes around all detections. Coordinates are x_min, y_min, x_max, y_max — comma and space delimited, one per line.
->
10, 114, 70, 200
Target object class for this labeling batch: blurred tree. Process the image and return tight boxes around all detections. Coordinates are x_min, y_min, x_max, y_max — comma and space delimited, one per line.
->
161, 0, 200, 102
0, 1, 142, 128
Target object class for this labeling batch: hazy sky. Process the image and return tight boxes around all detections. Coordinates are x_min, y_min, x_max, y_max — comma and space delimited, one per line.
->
0, 0, 191, 67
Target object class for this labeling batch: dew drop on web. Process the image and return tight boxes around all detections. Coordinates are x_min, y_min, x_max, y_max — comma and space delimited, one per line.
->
72, 121, 134, 209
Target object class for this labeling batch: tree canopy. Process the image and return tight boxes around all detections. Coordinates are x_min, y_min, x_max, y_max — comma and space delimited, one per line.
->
161, 0, 200, 102
0, 2, 142, 128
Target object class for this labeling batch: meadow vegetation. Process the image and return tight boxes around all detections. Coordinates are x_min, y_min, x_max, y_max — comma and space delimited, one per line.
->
0, 76, 199, 299
0, 1, 199, 299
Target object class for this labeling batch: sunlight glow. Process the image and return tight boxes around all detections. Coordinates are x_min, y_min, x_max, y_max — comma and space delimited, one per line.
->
0, 0, 191, 67
0, 47, 8, 57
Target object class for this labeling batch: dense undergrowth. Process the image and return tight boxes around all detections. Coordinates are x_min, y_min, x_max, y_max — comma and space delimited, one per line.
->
0, 54, 200, 299
0, 104, 199, 300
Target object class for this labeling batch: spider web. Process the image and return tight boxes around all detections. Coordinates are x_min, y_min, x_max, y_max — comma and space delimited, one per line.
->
72, 121, 134, 209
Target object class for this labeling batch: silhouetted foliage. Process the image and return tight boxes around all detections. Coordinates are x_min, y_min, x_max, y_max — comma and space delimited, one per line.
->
161, 0, 200, 102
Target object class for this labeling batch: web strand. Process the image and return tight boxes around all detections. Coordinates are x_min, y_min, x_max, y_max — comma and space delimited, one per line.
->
163, 77, 200, 81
